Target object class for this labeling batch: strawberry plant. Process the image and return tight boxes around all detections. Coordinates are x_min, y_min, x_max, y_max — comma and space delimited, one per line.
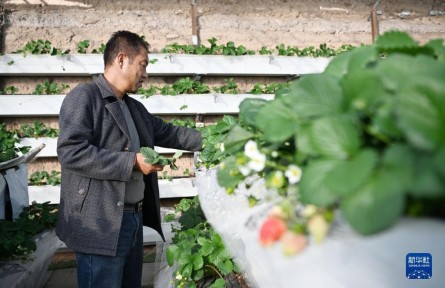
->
0, 202, 58, 260
212, 78, 239, 94
76, 40, 90, 54
165, 197, 246, 288
92, 43, 106, 54
195, 115, 237, 170
0, 123, 30, 163
221, 41, 255, 56
17, 39, 69, 56
29, 170, 61, 186
171, 77, 210, 95
161, 38, 255, 56
258, 46, 273, 55
168, 118, 197, 129
19, 120, 59, 138
141, 147, 182, 170
0, 85, 19, 95
249, 82, 288, 94
275, 43, 355, 57
213, 31, 445, 239
137, 86, 158, 98
32, 81, 69, 95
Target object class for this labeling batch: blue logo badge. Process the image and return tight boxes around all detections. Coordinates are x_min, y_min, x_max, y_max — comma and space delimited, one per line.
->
406, 253, 432, 279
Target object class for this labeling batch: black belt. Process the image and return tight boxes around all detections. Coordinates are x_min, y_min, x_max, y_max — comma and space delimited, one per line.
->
124, 200, 143, 212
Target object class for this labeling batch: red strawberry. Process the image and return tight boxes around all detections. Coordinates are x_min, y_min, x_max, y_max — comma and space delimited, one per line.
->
259, 217, 287, 246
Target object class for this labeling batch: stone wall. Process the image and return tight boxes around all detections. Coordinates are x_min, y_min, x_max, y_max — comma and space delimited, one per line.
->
2, 0, 445, 53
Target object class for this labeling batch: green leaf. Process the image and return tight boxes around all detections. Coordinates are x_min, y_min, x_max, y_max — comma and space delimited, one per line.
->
239, 98, 269, 128
396, 76, 445, 151
209, 278, 226, 288
380, 144, 414, 192
370, 97, 401, 139
222, 125, 255, 153
197, 237, 214, 256
324, 149, 378, 197
178, 249, 193, 266
325, 45, 377, 78
433, 147, 445, 177
375, 31, 418, 51
283, 74, 343, 119
340, 144, 413, 235
309, 116, 361, 159
340, 168, 405, 235
218, 259, 234, 275
217, 156, 245, 190
256, 98, 297, 142
193, 269, 204, 281
341, 69, 387, 113
180, 263, 194, 279
173, 151, 183, 159
295, 124, 318, 157
178, 206, 205, 230
140, 147, 158, 161
423, 38, 445, 61
193, 254, 204, 270
299, 159, 339, 207
410, 154, 445, 197
166, 245, 178, 266
377, 54, 442, 94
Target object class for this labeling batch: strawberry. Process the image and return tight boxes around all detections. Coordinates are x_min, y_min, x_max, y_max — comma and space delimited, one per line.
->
281, 231, 307, 256
307, 214, 329, 244
259, 217, 287, 246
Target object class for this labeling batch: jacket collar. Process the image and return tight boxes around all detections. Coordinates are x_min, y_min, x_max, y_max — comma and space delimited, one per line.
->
94, 74, 129, 102
95, 74, 131, 140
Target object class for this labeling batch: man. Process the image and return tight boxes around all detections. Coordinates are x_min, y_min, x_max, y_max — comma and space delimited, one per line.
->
56, 30, 202, 287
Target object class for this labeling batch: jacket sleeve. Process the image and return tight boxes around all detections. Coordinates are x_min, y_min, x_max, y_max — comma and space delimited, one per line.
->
151, 115, 202, 151
57, 85, 135, 181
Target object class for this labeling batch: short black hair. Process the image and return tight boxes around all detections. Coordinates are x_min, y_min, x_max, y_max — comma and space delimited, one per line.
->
103, 30, 150, 67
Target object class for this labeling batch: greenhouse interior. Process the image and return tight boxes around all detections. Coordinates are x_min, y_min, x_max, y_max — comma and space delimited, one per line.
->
0, 1, 444, 287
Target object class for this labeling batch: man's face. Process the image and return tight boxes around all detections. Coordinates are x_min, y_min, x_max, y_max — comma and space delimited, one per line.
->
121, 47, 148, 93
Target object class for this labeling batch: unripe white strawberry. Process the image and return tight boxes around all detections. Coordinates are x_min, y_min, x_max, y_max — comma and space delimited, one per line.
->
307, 214, 329, 244
281, 231, 307, 256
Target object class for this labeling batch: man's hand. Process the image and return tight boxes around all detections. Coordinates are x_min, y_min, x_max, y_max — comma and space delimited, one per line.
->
134, 152, 164, 175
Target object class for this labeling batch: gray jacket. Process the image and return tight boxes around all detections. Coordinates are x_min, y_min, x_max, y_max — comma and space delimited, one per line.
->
56, 75, 202, 256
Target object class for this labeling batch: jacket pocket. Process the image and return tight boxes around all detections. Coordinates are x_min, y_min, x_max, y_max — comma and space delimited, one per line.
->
74, 176, 91, 212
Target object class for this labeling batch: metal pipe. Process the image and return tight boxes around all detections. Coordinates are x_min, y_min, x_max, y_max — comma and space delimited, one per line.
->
191, 0, 198, 45
371, 9, 379, 42
368, 0, 381, 21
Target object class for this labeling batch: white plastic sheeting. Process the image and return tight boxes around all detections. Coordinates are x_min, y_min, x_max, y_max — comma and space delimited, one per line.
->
0, 229, 59, 288
0, 54, 331, 76
195, 166, 445, 288
0, 94, 274, 116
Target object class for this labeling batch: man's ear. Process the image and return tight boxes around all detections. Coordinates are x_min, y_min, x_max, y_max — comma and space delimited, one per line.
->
116, 52, 126, 68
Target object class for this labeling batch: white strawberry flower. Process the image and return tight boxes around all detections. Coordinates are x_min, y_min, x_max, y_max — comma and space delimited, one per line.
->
248, 153, 266, 172
285, 164, 302, 184
244, 140, 261, 159
270, 171, 285, 188
239, 165, 251, 176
